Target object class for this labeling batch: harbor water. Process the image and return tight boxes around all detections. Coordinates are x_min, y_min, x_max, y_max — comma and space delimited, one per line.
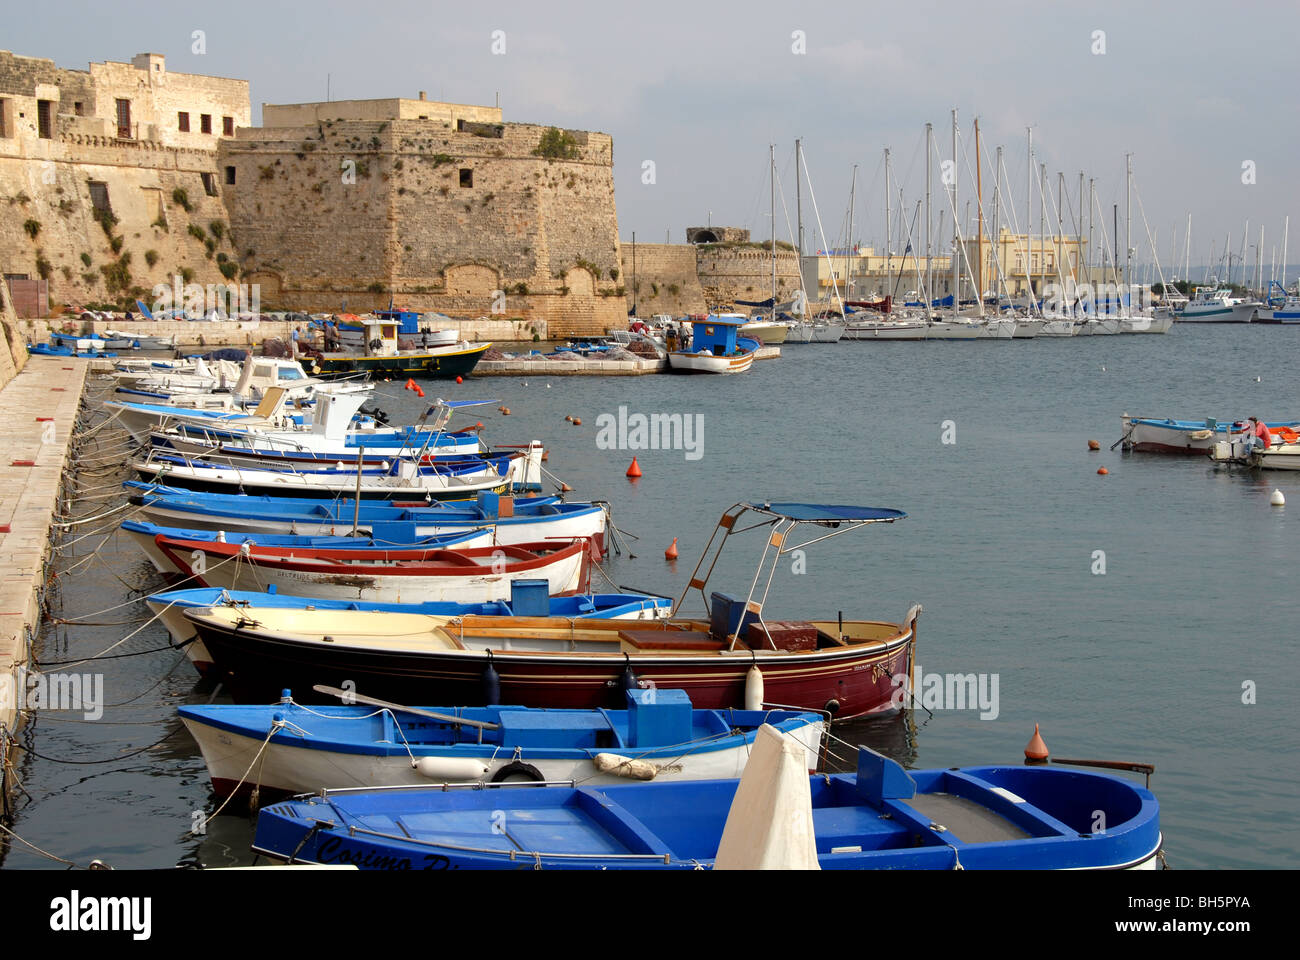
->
3, 324, 1296, 869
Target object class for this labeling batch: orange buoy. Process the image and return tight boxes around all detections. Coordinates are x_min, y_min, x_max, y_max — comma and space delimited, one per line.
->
415, 387, 425, 398
572, 417, 581, 426
1097, 467, 1109, 475
664, 537, 678, 560
559, 482, 573, 492
474, 421, 483, 431
1025, 723, 1049, 764
626, 457, 642, 478
405, 378, 416, 391
455, 376, 463, 384
1088, 440, 1101, 451
501, 407, 510, 415
565, 416, 573, 423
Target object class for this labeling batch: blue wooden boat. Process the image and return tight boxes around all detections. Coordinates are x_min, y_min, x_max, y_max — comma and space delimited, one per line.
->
147, 582, 671, 673
124, 483, 608, 552
182, 688, 819, 802
251, 743, 1161, 870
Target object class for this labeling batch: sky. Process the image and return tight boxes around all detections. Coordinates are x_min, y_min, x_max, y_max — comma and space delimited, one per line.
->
12, 0, 1299, 279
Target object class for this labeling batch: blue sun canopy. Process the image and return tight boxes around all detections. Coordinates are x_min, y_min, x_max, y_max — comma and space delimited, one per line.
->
745, 502, 907, 522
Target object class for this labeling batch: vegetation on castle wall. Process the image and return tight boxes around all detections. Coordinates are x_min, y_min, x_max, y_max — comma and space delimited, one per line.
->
100, 252, 132, 294
532, 127, 579, 160
23, 219, 40, 240
172, 188, 192, 212
144, 249, 159, 268
35, 251, 52, 280
80, 252, 92, 267
94, 207, 118, 236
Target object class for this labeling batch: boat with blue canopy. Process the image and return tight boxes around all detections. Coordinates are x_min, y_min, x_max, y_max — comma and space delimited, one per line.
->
667, 315, 759, 374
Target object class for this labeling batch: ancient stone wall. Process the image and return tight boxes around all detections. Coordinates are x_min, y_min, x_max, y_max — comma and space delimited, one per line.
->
695, 245, 802, 313
618, 242, 706, 317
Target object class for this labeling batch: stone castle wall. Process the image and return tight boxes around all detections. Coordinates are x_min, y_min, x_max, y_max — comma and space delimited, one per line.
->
220, 118, 626, 336
617, 243, 706, 316
695, 246, 802, 313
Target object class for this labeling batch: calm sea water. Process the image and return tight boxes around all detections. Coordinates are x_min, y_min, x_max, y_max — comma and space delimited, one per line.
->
3, 324, 1296, 870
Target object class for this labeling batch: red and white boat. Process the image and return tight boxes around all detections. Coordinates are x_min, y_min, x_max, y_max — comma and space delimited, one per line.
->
146, 535, 592, 603
181, 502, 922, 718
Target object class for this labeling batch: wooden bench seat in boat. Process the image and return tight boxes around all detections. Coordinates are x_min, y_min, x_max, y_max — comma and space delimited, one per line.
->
617, 629, 730, 651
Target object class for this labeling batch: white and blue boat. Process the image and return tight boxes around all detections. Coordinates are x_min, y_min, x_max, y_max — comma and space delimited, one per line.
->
1255, 282, 1300, 324
182, 688, 818, 802
250, 735, 1161, 870
1120, 414, 1300, 455
124, 484, 608, 550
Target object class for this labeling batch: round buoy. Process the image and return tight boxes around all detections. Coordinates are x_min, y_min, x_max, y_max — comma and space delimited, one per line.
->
572, 417, 581, 426
1097, 467, 1109, 475
559, 482, 573, 492
501, 407, 510, 416
1088, 440, 1100, 451
474, 421, 483, 431
1025, 723, 1049, 764
565, 415, 573, 422
1271, 489, 1285, 506
626, 457, 642, 478
664, 537, 678, 560
415, 387, 424, 398
455, 375, 463, 384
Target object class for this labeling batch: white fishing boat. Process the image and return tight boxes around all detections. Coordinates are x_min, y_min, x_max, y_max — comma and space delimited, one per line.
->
1176, 286, 1258, 323
667, 316, 757, 374
843, 318, 928, 340
1118, 415, 1300, 455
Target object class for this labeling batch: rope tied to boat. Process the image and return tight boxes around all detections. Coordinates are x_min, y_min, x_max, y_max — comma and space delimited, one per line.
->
199, 719, 286, 829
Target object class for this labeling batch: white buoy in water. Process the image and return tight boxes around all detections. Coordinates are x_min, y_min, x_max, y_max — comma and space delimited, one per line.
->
744, 664, 764, 710
1271, 489, 1285, 506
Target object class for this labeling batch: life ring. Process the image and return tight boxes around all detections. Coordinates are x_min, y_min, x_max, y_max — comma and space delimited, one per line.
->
489, 760, 545, 784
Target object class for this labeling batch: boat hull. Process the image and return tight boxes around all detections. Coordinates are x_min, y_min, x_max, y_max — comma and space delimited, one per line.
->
316, 343, 489, 378
186, 612, 915, 719
667, 350, 755, 373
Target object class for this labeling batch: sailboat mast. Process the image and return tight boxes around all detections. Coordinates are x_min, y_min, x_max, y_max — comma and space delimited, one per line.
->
925, 122, 933, 315
1184, 213, 1191, 287
770, 143, 776, 319
1026, 126, 1033, 306
1282, 215, 1289, 291
884, 147, 891, 275
1077, 172, 1084, 286
847, 164, 858, 301
796, 139, 804, 258
975, 118, 983, 315
952, 108, 959, 319
1124, 153, 1132, 292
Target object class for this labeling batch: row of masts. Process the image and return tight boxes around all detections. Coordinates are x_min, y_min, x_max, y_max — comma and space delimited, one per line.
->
779, 116, 1293, 319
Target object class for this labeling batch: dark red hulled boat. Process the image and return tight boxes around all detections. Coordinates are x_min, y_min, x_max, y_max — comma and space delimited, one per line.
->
181, 503, 921, 718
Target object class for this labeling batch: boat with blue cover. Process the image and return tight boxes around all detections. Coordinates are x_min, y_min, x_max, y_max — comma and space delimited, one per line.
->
667, 315, 759, 374
1119, 414, 1300, 454
147, 584, 673, 671
181, 688, 819, 802
125, 483, 608, 552
250, 739, 1161, 870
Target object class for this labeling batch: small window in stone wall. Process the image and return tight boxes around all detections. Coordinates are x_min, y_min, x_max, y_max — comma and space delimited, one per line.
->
201, 172, 218, 196
178, 111, 190, 132
37, 100, 53, 139
225, 166, 236, 185
88, 180, 111, 214
74, 102, 84, 116
201, 114, 211, 134
459, 168, 473, 188
223, 116, 234, 136
0, 98, 10, 138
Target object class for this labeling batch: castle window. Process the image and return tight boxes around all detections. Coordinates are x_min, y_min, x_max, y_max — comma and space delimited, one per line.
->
0, 99, 11, 138
74, 102, 84, 116
225, 166, 236, 185
88, 181, 111, 215
37, 100, 53, 139
201, 172, 218, 196
222, 116, 234, 136
116, 99, 132, 139
459, 168, 473, 188
201, 114, 212, 134
178, 112, 190, 132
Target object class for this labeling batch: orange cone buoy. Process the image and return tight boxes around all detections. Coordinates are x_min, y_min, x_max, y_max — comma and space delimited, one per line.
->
665, 537, 678, 560
1097, 467, 1109, 475
1025, 723, 1049, 764
1088, 440, 1100, 451
626, 457, 642, 478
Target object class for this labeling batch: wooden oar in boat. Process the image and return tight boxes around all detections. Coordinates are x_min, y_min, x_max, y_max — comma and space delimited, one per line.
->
312, 684, 499, 730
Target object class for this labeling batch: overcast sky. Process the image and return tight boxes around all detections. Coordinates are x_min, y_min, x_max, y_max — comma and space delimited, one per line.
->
13, 1, 1298, 278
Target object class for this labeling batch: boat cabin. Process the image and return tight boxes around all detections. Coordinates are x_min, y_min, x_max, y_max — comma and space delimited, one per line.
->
373, 307, 422, 335
360, 320, 400, 357
232, 356, 315, 398
688, 314, 746, 357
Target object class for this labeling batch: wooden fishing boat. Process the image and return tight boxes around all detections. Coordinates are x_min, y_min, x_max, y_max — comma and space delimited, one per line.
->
156, 536, 592, 604
312, 318, 489, 378
180, 688, 822, 802
125, 484, 608, 552
181, 502, 920, 717
667, 316, 758, 374
147, 585, 673, 672
249, 735, 1161, 870
1119, 415, 1300, 455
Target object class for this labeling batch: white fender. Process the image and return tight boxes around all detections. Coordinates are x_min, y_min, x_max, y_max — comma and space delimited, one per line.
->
744, 664, 764, 711
414, 756, 489, 781
592, 753, 657, 780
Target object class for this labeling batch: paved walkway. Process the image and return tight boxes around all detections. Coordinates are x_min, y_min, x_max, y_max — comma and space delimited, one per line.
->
0, 358, 88, 731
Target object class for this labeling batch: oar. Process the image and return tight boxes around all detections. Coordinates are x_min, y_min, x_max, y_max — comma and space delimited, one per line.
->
312, 684, 499, 730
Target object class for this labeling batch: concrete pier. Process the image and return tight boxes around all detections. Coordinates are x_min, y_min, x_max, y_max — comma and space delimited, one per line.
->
0, 358, 88, 735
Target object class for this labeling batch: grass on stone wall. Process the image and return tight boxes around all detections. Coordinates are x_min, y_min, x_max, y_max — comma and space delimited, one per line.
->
23, 219, 40, 239
172, 188, 192, 212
